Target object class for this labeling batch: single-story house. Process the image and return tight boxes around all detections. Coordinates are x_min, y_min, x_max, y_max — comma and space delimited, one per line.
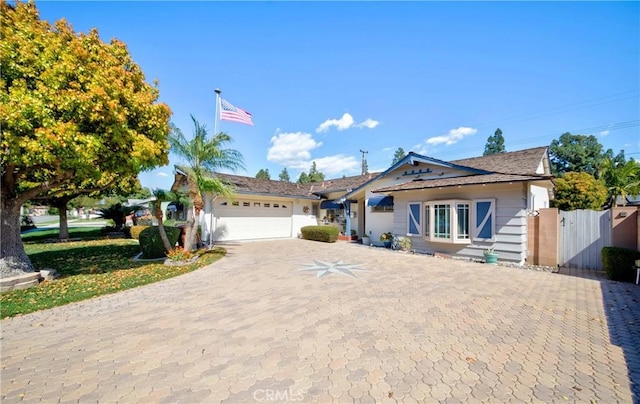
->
345, 146, 554, 263
170, 169, 377, 242
170, 146, 553, 263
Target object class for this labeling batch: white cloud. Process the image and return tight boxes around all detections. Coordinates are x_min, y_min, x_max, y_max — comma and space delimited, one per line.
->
413, 143, 429, 155
311, 155, 360, 176
599, 130, 610, 137
426, 127, 477, 146
356, 118, 380, 129
316, 113, 380, 133
157, 172, 169, 177
316, 113, 355, 133
267, 132, 323, 168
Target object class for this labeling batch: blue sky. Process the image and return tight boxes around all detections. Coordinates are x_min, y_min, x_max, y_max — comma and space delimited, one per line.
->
36, 1, 639, 190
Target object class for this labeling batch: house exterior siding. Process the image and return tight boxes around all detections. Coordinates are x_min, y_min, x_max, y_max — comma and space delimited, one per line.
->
391, 183, 528, 263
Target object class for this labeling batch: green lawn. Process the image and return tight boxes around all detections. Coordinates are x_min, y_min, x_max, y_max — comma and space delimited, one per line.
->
1, 239, 226, 319
21, 227, 104, 242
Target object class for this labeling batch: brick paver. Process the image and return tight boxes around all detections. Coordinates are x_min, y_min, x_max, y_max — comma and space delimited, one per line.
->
1, 239, 639, 402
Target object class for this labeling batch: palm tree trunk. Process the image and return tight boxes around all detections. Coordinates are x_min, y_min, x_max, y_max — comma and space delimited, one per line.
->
184, 179, 203, 252
183, 205, 197, 252
154, 205, 173, 252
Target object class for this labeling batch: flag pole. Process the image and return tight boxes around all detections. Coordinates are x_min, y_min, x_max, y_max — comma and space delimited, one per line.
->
214, 88, 221, 136
210, 88, 222, 250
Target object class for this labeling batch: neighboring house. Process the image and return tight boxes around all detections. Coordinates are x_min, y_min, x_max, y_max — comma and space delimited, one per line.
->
170, 167, 377, 243
170, 146, 553, 263
616, 195, 640, 206
346, 146, 553, 263
28, 206, 49, 216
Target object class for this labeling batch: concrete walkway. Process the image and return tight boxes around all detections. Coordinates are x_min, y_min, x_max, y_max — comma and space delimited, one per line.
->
1, 239, 638, 403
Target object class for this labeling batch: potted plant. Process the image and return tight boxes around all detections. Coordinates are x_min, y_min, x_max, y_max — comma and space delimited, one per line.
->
380, 232, 393, 248
483, 247, 499, 264
361, 234, 371, 246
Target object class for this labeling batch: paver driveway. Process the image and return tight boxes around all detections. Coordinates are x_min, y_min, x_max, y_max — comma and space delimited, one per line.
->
1, 239, 639, 403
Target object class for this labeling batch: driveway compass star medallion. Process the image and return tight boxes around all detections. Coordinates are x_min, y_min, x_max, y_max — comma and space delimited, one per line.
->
298, 260, 367, 278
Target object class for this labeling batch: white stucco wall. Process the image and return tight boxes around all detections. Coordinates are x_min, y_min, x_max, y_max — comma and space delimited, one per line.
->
529, 184, 550, 210
291, 200, 320, 238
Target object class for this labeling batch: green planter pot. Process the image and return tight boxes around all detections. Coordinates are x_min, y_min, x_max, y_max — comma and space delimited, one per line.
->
484, 252, 499, 264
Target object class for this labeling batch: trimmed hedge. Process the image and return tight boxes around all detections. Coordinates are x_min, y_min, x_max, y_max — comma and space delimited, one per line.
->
301, 225, 339, 243
139, 226, 181, 259
602, 246, 640, 283
130, 225, 150, 240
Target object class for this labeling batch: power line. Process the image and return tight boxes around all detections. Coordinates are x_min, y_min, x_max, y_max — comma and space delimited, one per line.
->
441, 119, 640, 160
473, 89, 639, 130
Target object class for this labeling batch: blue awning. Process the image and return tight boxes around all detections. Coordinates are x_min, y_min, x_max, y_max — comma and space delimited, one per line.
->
367, 195, 394, 207
320, 200, 343, 209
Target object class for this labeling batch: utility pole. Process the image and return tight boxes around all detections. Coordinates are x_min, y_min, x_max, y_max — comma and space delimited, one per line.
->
359, 149, 368, 175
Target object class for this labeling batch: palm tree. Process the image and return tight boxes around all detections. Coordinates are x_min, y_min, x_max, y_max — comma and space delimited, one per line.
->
599, 157, 640, 207
168, 116, 245, 251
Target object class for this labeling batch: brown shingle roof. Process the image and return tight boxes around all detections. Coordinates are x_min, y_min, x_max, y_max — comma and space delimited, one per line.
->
451, 146, 548, 175
372, 146, 552, 193
308, 172, 381, 195
212, 172, 318, 198
174, 166, 378, 199
374, 173, 548, 193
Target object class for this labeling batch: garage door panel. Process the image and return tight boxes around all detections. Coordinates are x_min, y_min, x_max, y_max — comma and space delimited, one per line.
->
214, 200, 293, 240
216, 217, 291, 240
217, 207, 291, 218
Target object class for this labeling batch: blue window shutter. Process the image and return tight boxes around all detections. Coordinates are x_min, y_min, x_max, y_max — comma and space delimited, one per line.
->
474, 199, 495, 240
408, 203, 422, 236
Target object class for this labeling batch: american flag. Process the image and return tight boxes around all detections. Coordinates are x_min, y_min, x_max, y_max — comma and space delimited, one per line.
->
219, 97, 254, 126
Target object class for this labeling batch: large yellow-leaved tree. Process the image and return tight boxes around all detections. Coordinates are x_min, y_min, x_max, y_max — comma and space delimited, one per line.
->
0, 1, 172, 276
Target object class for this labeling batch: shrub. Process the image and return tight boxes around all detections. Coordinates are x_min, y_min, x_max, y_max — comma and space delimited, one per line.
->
301, 225, 339, 243
122, 226, 132, 239
138, 226, 181, 259
130, 225, 150, 240
396, 236, 412, 251
602, 246, 640, 283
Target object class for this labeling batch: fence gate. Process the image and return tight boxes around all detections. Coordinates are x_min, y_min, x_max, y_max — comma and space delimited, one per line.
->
559, 209, 612, 270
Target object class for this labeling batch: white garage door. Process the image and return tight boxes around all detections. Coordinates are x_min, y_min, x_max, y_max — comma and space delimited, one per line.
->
214, 200, 293, 241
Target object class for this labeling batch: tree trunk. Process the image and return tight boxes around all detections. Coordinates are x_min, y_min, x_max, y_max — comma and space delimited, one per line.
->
154, 205, 173, 252
184, 179, 202, 252
184, 205, 196, 252
1, 195, 35, 277
56, 197, 71, 240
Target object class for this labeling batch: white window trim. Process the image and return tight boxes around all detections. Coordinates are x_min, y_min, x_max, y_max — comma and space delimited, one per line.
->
407, 202, 422, 236
472, 198, 496, 242
423, 199, 472, 244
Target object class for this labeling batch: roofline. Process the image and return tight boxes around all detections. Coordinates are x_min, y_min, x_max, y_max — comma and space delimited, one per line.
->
402, 152, 492, 175
344, 152, 492, 199
227, 190, 320, 200
372, 175, 553, 193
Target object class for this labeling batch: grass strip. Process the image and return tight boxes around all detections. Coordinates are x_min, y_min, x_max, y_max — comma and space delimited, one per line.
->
1, 239, 225, 319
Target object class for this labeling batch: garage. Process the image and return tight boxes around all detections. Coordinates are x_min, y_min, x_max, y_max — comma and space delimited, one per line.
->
213, 199, 293, 241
